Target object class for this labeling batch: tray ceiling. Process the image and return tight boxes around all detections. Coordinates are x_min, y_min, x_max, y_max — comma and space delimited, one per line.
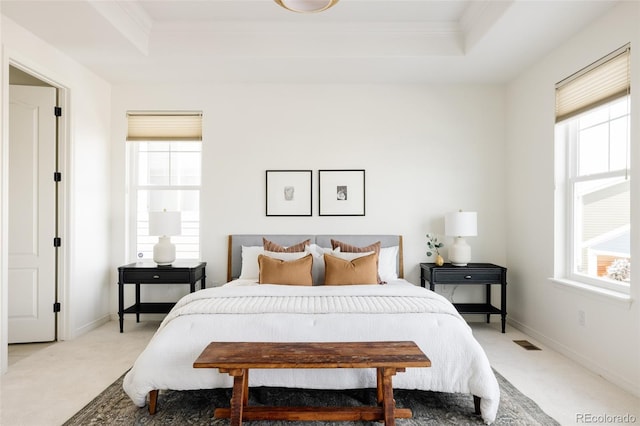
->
1, 0, 617, 84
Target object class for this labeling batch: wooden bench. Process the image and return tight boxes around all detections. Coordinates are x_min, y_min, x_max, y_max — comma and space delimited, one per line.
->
191, 341, 431, 426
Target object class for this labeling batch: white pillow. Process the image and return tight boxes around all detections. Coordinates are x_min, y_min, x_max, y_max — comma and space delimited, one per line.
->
379, 246, 399, 282
306, 244, 339, 285
239, 246, 264, 280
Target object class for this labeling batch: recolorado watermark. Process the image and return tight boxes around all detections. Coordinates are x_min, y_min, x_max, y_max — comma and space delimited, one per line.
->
576, 413, 637, 424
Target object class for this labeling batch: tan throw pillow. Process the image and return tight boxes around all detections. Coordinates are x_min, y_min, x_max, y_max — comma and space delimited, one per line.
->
331, 239, 382, 283
263, 237, 310, 253
323, 253, 378, 285
258, 254, 313, 286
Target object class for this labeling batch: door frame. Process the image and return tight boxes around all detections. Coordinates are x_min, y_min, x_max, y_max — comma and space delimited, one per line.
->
1, 58, 70, 373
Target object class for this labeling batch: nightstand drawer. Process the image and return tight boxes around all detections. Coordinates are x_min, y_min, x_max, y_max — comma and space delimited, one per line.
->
122, 269, 190, 283
431, 269, 502, 284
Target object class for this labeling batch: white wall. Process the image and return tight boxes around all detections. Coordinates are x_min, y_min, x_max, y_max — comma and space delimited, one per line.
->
68, 71, 112, 336
505, 1, 640, 396
0, 16, 112, 372
110, 83, 507, 302
0, 2, 6, 373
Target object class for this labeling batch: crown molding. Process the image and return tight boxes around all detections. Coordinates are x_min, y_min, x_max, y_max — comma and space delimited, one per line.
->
88, 0, 153, 56
459, 0, 513, 52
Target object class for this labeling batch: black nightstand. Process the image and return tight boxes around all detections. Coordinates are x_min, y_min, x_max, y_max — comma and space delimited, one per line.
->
117, 261, 206, 332
420, 262, 507, 333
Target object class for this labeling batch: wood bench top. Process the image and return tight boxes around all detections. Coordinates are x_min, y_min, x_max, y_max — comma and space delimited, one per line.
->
193, 341, 431, 370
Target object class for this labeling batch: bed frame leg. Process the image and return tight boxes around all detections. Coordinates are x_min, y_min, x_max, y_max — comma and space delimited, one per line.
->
473, 395, 481, 415
148, 389, 159, 415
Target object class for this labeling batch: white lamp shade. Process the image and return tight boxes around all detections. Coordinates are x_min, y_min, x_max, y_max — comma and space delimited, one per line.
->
445, 211, 477, 237
149, 211, 181, 236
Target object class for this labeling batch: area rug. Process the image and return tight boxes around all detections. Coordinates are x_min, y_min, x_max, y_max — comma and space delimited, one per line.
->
64, 371, 558, 425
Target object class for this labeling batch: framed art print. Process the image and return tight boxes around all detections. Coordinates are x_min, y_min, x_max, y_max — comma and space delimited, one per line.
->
265, 170, 312, 216
318, 169, 365, 216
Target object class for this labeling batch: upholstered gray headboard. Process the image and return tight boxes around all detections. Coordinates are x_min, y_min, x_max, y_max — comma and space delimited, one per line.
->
227, 234, 403, 282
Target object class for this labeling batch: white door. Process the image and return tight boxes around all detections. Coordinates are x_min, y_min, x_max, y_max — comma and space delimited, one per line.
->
8, 85, 57, 343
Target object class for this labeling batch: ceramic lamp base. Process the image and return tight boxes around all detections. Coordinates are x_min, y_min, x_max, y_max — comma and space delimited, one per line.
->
449, 237, 471, 266
153, 236, 176, 265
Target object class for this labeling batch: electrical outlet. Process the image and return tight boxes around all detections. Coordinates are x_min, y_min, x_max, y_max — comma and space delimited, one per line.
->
578, 310, 586, 326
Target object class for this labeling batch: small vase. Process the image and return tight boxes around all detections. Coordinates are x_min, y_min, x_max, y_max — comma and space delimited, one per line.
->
435, 255, 444, 266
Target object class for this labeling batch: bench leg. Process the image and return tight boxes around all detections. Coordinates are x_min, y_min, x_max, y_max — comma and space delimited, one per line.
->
473, 395, 481, 415
148, 389, 158, 415
229, 369, 248, 426
378, 367, 403, 426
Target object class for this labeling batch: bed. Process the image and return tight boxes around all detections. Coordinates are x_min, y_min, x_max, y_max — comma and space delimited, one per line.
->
123, 234, 500, 424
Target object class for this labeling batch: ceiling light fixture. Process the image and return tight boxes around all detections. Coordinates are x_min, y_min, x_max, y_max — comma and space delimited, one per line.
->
274, 0, 339, 13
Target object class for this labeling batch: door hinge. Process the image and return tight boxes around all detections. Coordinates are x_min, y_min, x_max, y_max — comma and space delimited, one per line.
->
53, 237, 61, 247
54, 172, 62, 182
53, 302, 61, 313
54, 106, 62, 117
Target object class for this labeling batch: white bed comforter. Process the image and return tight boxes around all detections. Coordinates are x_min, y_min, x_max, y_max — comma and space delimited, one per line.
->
123, 280, 500, 423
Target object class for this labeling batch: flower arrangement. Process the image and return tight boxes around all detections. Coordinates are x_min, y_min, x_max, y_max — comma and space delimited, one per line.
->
426, 233, 444, 257
607, 258, 630, 282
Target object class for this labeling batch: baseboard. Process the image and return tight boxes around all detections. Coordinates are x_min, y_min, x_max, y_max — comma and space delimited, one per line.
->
507, 317, 640, 398
71, 314, 110, 339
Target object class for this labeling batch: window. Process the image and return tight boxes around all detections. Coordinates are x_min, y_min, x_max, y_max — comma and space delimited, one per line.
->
555, 46, 630, 294
126, 112, 202, 261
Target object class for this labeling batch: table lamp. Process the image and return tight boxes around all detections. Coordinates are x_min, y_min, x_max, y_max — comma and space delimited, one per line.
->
445, 211, 477, 266
149, 210, 181, 265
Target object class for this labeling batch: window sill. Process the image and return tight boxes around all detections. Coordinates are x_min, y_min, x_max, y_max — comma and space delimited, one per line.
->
549, 278, 632, 307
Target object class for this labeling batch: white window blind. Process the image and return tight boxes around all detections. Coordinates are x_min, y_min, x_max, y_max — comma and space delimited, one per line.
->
555, 45, 630, 123
127, 111, 203, 141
